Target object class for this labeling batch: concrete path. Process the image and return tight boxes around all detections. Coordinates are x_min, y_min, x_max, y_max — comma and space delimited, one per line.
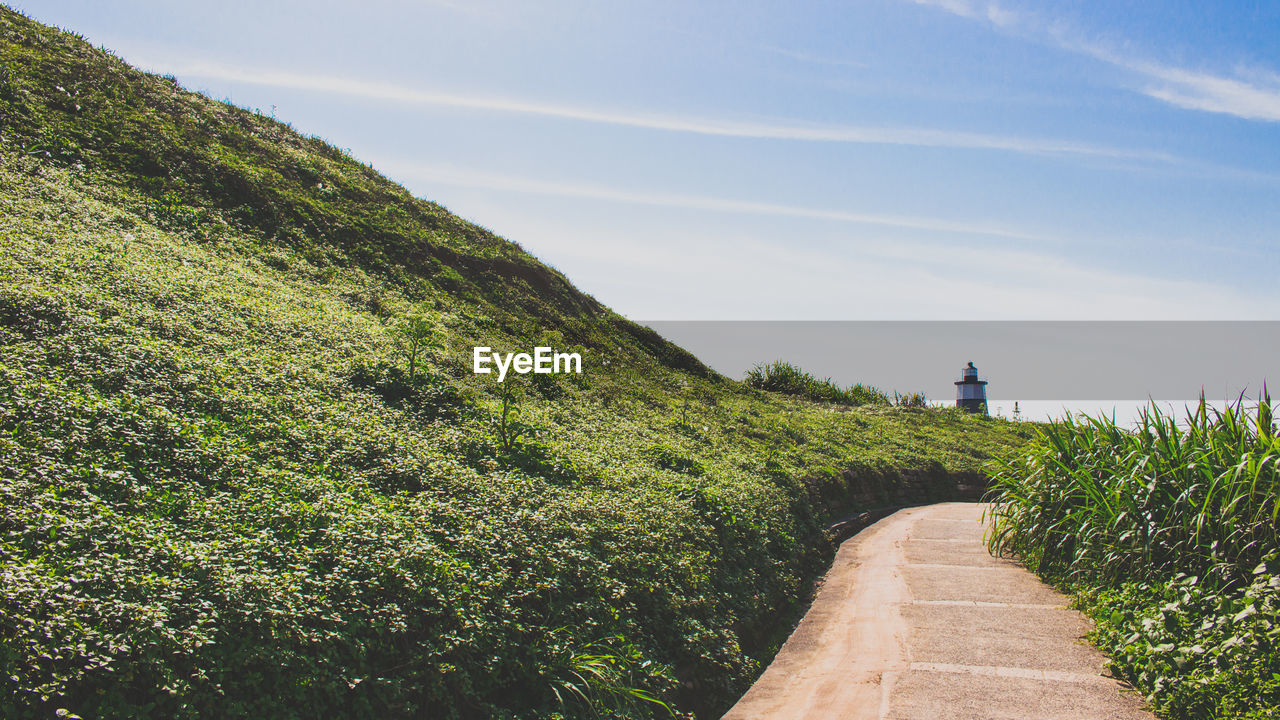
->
721, 503, 1155, 720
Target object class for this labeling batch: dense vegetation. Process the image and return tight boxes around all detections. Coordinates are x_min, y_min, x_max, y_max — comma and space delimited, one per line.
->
743, 361, 893, 407
0, 7, 1034, 719
986, 398, 1280, 719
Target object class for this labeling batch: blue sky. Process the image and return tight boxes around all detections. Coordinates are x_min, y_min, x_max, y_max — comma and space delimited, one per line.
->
17, 0, 1280, 320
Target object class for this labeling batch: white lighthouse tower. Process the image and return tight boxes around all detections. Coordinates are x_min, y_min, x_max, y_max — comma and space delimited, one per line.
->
954, 362, 988, 415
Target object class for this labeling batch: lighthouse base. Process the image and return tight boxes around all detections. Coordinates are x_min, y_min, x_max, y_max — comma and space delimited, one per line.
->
956, 398, 988, 415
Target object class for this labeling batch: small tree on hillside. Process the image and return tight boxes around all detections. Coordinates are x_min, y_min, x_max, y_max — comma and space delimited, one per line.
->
393, 312, 439, 384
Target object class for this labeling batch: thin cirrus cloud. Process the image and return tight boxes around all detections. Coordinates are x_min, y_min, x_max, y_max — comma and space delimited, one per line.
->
1089, 48, 1280, 123
906, 0, 1280, 123
152, 58, 1174, 162
906, 0, 1017, 27
505, 210, 1262, 321
385, 162, 1265, 322
373, 160, 1059, 243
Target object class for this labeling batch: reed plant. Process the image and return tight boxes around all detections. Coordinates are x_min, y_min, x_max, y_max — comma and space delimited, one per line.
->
986, 392, 1278, 589
986, 395, 1280, 717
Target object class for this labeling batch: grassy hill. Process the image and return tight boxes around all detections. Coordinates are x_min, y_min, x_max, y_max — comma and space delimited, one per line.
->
0, 7, 1033, 719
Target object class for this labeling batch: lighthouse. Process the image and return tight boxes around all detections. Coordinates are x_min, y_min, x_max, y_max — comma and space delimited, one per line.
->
954, 362, 988, 415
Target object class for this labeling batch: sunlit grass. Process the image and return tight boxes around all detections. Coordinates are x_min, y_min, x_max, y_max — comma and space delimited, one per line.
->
985, 396, 1280, 719
986, 393, 1278, 588
0, 7, 1037, 717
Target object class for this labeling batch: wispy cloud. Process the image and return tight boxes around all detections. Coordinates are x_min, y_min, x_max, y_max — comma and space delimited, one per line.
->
155, 58, 1173, 162
369, 162, 1270, 321
983, 3, 1018, 28
907, 0, 980, 19
498, 214, 1268, 321
1102, 52, 1280, 123
376, 161, 1058, 242
906, 0, 1280, 122
907, 0, 1017, 27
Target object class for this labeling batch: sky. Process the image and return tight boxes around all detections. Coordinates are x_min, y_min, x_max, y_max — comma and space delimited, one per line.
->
15, 0, 1280, 321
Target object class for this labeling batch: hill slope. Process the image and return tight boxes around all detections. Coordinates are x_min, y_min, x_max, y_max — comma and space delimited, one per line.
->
0, 7, 1032, 719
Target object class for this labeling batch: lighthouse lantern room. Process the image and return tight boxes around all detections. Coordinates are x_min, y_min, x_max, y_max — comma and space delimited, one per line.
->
954, 362, 988, 415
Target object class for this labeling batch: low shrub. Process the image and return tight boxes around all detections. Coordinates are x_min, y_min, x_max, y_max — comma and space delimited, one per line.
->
743, 361, 889, 407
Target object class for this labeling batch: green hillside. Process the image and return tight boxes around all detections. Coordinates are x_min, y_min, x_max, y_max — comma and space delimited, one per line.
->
0, 7, 1032, 719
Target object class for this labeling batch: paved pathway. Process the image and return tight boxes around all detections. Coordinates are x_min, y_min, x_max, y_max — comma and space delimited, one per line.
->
721, 503, 1155, 720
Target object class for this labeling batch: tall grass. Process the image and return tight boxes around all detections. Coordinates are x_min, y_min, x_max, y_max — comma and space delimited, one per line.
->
986, 392, 1279, 589
985, 395, 1280, 718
